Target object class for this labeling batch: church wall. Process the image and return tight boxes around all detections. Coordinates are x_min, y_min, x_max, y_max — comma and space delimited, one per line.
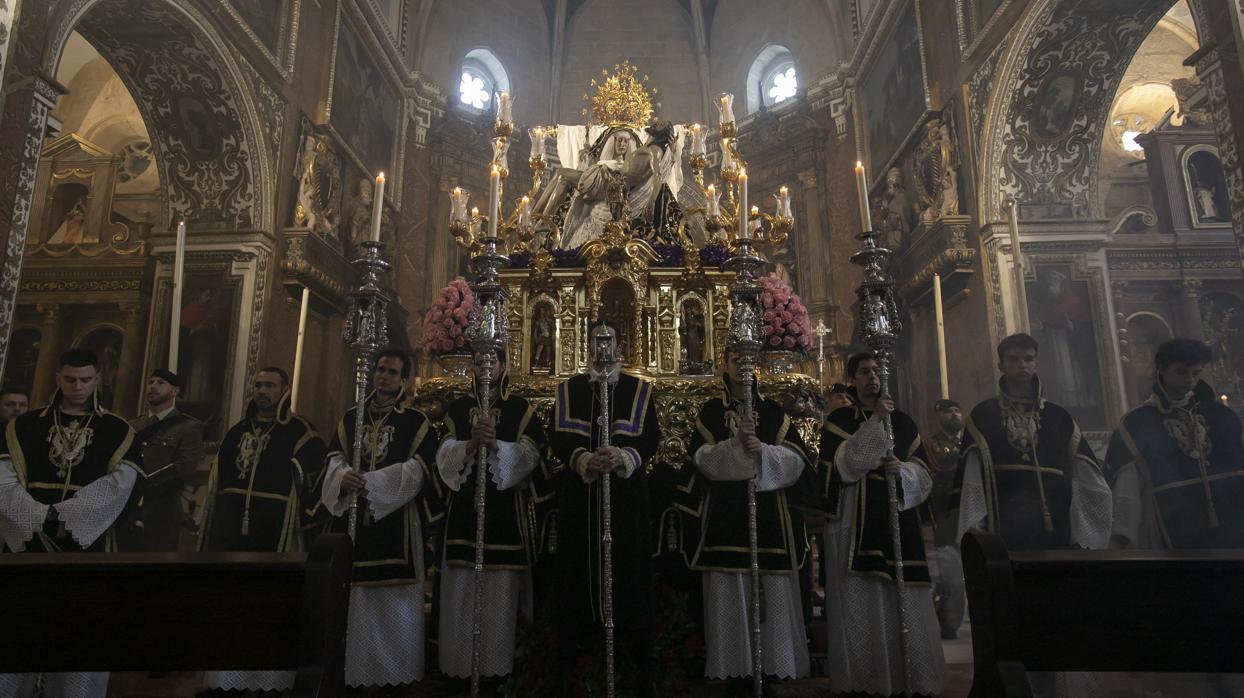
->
558, 0, 702, 124
420, 0, 552, 125
708, 0, 839, 113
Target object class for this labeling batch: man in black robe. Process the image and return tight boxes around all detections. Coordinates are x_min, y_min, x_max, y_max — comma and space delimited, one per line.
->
817, 352, 943, 697
685, 348, 813, 691
436, 350, 549, 686
120, 368, 204, 552
549, 321, 660, 698
0, 385, 29, 429
956, 333, 1111, 551
1106, 338, 1244, 549
198, 366, 326, 694
320, 348, 443, 690
0, 348, 144, 698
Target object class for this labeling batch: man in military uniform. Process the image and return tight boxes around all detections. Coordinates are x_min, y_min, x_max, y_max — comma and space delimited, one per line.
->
0, 385, 29, 429
198, 366, 326, 694
0, 348, 144, 698
120, 369, 204, 552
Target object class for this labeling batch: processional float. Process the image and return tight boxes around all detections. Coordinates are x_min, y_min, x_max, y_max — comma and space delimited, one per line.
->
445, 65, 797, 698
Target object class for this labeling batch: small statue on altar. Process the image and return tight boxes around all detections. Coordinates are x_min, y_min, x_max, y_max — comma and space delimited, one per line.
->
680, 302, 706, 368
342, 177, 374, 256
531, 303, 555, 371
876, 166, 916, 251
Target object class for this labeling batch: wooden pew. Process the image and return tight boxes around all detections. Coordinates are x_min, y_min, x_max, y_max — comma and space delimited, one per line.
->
961, 529, 1244, 698
0, 533, 352, 698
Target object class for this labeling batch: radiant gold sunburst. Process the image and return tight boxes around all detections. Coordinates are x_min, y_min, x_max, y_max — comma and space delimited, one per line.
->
580, 61, 661, 128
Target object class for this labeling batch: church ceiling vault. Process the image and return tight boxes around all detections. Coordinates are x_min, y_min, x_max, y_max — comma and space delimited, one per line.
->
984, 0, 1177, 222
71, 0, 263, 229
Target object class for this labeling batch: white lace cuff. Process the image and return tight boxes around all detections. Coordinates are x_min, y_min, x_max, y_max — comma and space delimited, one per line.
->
835, 417, 889, 482
755, 444, 805, 493
897, 461, 932, 511
321, 453, 351, 517
0, 457, 49, 552
694, 440, 755, 482
489, 439, 540, 490
436, 439, 472, 492
53, 464, 139, 549
362, 457, 424, 521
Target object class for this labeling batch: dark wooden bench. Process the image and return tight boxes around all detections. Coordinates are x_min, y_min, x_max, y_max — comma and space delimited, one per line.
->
961, 529, 1244, 697
0, 533, 352, 698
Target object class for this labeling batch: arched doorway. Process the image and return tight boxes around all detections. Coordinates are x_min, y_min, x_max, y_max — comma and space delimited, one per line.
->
0, 0, 274, 428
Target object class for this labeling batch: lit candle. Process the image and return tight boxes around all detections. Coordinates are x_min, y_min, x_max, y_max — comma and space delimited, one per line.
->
854, 161, 872, 231
492, 137, 509, 168
450, 187, 470, 224
488, 165, 500, 238
497, 91, 513, 127
518, 195, 531, 229
706, 184, 720, 218
738, 168, 749, 239
717, 93, 735, 126
749, 205, 761, 237
720, 140, 736, 173
369, 173, 385, 242
469, 207, 481, 236
529, 127, 545, 160
169, 220, 187, 370
689, 123, 705, 156
778, 185, 791, 218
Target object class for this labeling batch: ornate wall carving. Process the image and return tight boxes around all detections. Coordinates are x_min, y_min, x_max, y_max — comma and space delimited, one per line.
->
984, 0, 1174, 221
76, 0, 261, 227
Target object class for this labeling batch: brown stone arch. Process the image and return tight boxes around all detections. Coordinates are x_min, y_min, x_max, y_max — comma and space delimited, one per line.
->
43, 0, 273, 231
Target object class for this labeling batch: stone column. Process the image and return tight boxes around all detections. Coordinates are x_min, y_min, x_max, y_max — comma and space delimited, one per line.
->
1196, 1, 1244, 270
32, 304, 61, 405
1180, 279, 1206, 340
0, 4, 57, 383
114, 302, 145, 418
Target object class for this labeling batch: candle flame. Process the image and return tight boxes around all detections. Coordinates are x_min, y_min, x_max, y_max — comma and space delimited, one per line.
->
750, 205, 759, 214
739, 167, 747, 179
855, 161, 864, 170
376, 172, 385, 183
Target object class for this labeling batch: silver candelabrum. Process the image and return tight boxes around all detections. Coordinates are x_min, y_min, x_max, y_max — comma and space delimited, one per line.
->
343, 239, 391, 541
849, 227, 912, 696
726, 231, 766, 698
465, 209, 510, 698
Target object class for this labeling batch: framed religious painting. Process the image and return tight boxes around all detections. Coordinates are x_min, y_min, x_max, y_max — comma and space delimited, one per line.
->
221, 0, 299, 77
957, 0, 1015, 57
325, 12, 401, 193
1024, 262, 1111, 430
859, 0, 930, 179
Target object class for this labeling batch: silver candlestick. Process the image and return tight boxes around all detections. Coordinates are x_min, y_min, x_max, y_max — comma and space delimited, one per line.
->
343, 239, 391, 541
465, 206, 509, 698
726, 232, 765, 698
850, 227, 911, 696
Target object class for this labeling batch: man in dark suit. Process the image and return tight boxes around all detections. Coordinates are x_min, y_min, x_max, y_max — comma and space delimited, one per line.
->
120, 368, 204, 552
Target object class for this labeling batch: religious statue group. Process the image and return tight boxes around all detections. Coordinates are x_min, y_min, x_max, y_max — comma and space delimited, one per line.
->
1, 322, 1242, 698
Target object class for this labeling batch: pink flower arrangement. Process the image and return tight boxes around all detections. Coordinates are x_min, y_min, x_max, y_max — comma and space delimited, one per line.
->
420, 277, 474, 354
758, 273, 812, 352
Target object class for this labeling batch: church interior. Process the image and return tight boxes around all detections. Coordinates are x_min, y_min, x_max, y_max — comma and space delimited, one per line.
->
1, 0, 1243, 696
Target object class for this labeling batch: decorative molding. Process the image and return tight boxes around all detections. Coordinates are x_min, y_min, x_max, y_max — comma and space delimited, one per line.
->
216, 0, 302, 81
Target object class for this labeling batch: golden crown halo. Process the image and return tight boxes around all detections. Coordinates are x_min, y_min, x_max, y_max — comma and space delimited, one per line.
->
580, 61, 661, 128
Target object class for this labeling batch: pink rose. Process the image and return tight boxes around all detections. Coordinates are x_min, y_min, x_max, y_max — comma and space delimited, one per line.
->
763, 311, 776, 323
769, 335, 781, 347
783, 336, 796, 349
800, 335, 812, 348
442, 318, 454, 328
449, 325, 462, 338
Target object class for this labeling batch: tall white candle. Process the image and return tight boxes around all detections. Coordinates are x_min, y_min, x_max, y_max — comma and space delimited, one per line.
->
717, 93, 735, 126
706, 184, 719, 217
854, 161, 873, 231
721, 140, 736, 173
291, 285, 310, 411
1008, 199, 1031, 333
748, 205, 761, 237
168, 220, 187, 370
738, 168, 749, 239
470, 207, 481, 236
518, 195, 531, 229
778, 185, 791, 218
934, 273, 949, 400
497, 91, 513, 126
689, 123, 705, 156
529, 127, 545, 160
369, 173, 385, 243
488, 165, 500, 238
